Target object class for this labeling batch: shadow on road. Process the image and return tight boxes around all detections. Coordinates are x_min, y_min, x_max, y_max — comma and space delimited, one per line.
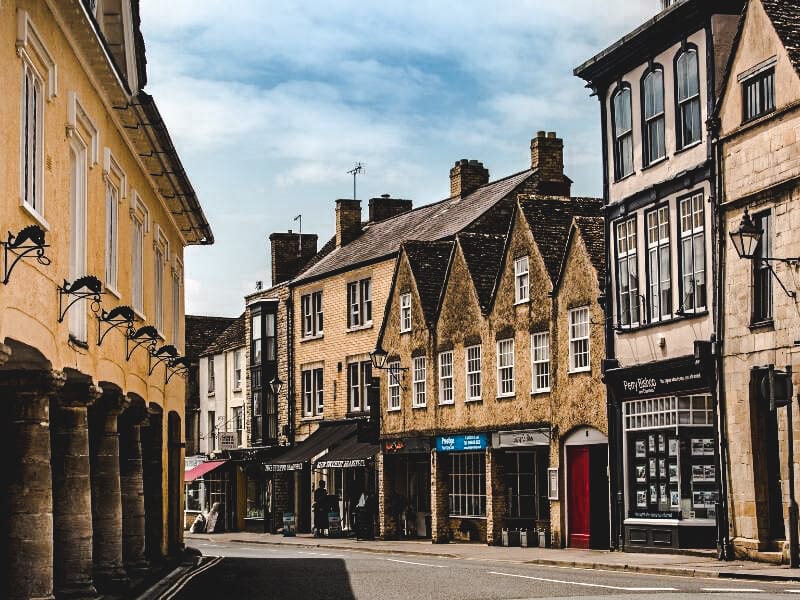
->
176, 557, 356, 600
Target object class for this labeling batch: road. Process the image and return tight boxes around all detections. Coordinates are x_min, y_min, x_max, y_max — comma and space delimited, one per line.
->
164, 539, 798, 600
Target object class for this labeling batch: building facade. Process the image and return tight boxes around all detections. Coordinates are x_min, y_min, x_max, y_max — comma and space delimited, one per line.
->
716, 0, 800, 562
0, 1, 212, 597
576, 0, 743, 552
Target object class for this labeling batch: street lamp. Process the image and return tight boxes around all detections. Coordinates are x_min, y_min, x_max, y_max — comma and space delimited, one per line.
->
729, 209, 763, 260
369, 346, 388, 370
270, 377, 284, 397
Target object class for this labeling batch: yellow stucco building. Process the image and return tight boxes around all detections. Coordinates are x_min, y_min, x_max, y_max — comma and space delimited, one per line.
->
0, 1, 212, 598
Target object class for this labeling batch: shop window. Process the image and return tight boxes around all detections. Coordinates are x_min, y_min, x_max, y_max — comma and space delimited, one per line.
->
752, 211, 772, 323
514, 256, 529, 303
531, 332, 550, 393
646, 206, 672, 322
449, 452, 486, 517
496, 339, 515, 397
624, 394, 717, 520
503, 450, 549, 520
439, 351, 453, 405
412, 356, 426, 408
387, 361, 401, 411
348, 360, 372, 412
615, 217, 640, 327
465, 345, 482, 401
400, 293, 412, 333
246, 477, 265, 519
568, 307, 590, 372
678, 192, 706, 313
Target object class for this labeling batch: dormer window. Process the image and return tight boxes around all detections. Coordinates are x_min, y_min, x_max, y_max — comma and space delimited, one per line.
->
514, 256, 529, 303
676, 48, 701, 149
642, 68, 665, 165
612, 86, 634, 180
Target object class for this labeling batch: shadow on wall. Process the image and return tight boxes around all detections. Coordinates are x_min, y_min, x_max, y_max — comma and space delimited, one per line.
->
173, 558, 356, 600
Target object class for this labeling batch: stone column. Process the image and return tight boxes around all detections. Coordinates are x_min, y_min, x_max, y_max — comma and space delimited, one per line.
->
119, 402, 149, 575
50, 377, 102, 598
89, 388, 131, 592
141, 406, 165, 563
0, 368, 65, 600
430, 450, 450, 543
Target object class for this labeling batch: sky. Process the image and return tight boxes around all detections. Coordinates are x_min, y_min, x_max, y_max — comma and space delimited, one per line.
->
139, 0, 657, 317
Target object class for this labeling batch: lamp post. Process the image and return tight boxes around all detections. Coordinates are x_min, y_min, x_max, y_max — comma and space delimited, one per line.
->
369, 346, 388, 371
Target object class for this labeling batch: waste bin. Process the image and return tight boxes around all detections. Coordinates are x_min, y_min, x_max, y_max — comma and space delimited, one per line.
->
501, 528, 520, 547
354, 507, 374, 540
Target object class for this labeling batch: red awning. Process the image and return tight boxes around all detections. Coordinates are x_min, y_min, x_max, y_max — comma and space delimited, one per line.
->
184, 460, 227, 483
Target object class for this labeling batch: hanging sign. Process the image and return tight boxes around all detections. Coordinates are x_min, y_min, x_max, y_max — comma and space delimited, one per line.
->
218, 432, 237, 450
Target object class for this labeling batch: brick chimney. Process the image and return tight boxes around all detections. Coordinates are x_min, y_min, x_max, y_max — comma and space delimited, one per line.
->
336, 199, 362, 247
450, 159, 489, 198
368, 194, 413, 223
530, 131, 571, 196
269, 230, 318, 285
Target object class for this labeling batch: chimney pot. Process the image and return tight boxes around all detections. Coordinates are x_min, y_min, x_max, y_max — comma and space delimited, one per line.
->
547, 131, 556, 138
537, 130, 546, 138
381, 193, 390, 198
450, 159, 489, 198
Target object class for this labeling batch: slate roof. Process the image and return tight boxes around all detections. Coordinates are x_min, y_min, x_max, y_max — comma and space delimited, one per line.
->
403, 241, 455, 325
202, 313, 246, 357
762, 0, 800, 76
518, 197, 603, 284
573, 216, 606, 281
185, 315, 236, 360
293, 169, 535, 284
457, 233, 508, 313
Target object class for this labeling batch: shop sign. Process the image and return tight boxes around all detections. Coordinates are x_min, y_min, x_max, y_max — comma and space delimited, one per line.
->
436, 433, 488, 452
493, 429, 549, 448
218, 432, 237, 450
263, 462, 304, 472
316, 458, 368, 469
382, 437, 432, 454
608, 357, 707, 400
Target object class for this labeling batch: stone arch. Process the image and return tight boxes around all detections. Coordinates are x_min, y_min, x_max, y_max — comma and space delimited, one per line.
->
2, 336, 51, 370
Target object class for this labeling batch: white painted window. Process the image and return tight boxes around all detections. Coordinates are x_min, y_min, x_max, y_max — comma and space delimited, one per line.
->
347, 278, 372, 328
348, 360, 372, 412
465, 345, 482, 401
68, 136, 88, 342
413, 356, 426, 408
646, 206, 672, 322
154, 244, 164, 333
679, 193, 706, 313
21, 60, 44, 216
302, 367, 324, 417
400, 293, 412, 333
233, 349, 243, 390
438, 351, 454, 405
531, 332, 550, 393
612, 86, 634, 179
104, 180, 119, 291
171, 261, 182, 345
514, 256, 529, 303
132, 212, 145, 315
643, 68, 666, 165
569, 307, 590, 372
616, 217, 639, 327
233, 406, 244, 447
676, 48, 701, 148
387, 361, 401, 411
208, 356, 216, 394
496, 339, 515, 397
301, 291, 323, 337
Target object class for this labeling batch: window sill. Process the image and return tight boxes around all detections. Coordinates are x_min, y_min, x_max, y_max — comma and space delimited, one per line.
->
674, 139, 702, 156
386, 407, 401, 413
20, 201, 50, 231
400, 329, 411, 335
641, 155, 668, 171
438, 401, 455, 407
614, 310, 709, 334
749, 319, 774, 331
513, 298, 530, 306
233, 386, 242, 393
411, 404, 427, 410
496, 393, 515, 400
105, 284, 121, 299
345, 411, 369, 418
568, 368, 591, 375
531, 389, 551, 396
613, 171, 636, 184
347, 322, 373, 333
301, 415, 324, 423
741, 108, 776, 128
207, 392, 215, 397
133, 307, 147, 321
68, 334, 89, 350
300, 333, 324, 343
465, 397, 482, 403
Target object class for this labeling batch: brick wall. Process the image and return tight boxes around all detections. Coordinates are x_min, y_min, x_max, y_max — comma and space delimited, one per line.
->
449, 160, 489, 197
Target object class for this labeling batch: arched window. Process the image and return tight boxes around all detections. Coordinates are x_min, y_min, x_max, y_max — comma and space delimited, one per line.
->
675, 48, 701, 148
642, 68, 665, 165
612, 85, 634, 180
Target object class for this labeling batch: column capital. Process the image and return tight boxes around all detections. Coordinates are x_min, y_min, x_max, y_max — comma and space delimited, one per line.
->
57, 377, 102, 409
0, 368, 66, 397
0, 342, 11, 367
121, 400, 150, 427
96, 387, 131, 417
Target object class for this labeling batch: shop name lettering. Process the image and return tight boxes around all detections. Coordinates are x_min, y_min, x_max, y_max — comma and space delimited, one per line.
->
440, 435, 484, 449
623, 373, 701, 395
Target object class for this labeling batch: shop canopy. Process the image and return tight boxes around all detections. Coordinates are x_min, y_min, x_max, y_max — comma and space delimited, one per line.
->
184, 460, 227, 483
315, 435, 379, 469
263, 421, 357, 472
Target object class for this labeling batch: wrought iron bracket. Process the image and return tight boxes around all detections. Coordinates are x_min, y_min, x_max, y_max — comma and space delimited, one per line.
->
57, 276, 103, 323
165, 356, 190, 384
97, 305, 137, 346
149, 344, 178, 376
126, 325, 160, 361
760, 258, 799, 299
2, 225, 50, 284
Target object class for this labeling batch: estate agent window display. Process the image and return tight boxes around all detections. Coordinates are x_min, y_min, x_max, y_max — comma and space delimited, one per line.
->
624, 394, 717, 522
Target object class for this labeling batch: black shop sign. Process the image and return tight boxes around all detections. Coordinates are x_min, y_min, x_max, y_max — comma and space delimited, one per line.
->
608, 356, 709, 400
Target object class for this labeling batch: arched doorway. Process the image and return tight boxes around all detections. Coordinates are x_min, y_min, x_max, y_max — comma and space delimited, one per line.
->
167, 411, 183, 554
563, 426, 609, 549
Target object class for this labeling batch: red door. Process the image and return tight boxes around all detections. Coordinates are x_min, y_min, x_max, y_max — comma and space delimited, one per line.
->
567, 445, 590, 549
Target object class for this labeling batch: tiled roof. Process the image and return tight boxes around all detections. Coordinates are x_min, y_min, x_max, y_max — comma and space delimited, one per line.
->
573, 216, 606, 282
293, 169, 535, 284
185, 315, 236, 359
761, 0, 800, 75
518, 196, 603, 284
202, 313, 246, 356
457, 233, 508, 313
403, 240, 454, 325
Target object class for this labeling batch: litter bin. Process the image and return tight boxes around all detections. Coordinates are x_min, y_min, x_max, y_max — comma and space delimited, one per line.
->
537, 528, 550, 548
354, 507, 374, 540
501, 528, 520, 547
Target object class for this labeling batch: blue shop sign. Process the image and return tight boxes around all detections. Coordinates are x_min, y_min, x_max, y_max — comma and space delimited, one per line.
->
436, 433, 488, 452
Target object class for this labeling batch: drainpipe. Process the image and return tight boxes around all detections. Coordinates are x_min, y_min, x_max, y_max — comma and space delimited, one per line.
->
287, 291, 295, 446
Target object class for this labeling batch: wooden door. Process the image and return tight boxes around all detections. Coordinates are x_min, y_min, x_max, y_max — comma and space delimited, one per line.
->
567, 445, 590, 549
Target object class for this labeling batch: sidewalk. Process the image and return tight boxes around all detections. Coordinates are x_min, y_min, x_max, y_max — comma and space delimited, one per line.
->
186, 531, 800, 582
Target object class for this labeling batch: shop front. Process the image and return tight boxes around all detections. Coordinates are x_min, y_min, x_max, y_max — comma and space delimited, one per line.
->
184, 459, 242, 532
606, 356, 720, 551
381, 437, 432, 538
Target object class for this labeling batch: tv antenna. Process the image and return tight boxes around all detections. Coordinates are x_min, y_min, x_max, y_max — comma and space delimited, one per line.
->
293, 214, 302, 255
347, 162, 365, 201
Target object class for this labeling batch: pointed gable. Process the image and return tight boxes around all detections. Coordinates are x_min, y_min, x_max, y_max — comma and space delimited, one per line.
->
457, 233, 507, 313
403, 240, 454, 325
761, 0, 800, 76
573, 216, 606, 282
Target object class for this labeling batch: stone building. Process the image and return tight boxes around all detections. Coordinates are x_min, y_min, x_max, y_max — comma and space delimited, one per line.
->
715, 0, 800, 562
376, 171, 607, 547
0, 1, 212, 598
576, 0, 743, 553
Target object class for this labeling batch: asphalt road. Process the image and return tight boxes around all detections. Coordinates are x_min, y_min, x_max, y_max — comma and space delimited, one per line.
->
165, 539, 799, 600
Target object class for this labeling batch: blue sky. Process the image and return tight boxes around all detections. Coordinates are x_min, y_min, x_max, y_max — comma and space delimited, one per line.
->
139, 1, 656, 317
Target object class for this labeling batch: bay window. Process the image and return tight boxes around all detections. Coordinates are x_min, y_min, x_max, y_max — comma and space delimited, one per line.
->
646, 206, 672, 322
616, 217, 640, 327
678, 193, 706, 313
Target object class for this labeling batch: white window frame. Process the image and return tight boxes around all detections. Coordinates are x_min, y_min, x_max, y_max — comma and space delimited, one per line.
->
233, 406, 244, 447
514, 256, 530, 303
642, 68, 666, 166
676, 48, 702, 149
301, 291, 324, 338
465, 345, 482, 402
646, 205, 672, 323
208, 356, 216, 395
678, 192, 706, 313
449, 452, 487, 518
153, 236, 166, 334
400, 293, 412, 333
496, 339, 515, 398
233, 348, 243, 390
171, 256, 182, 346
302, 366, 324, 417
347, 278, 373, 329
615, 217, 640, 328
568, 307, 591, 373
413, 356, 427, 408
130, 192, 149, 317
104, 179, 120, 294
387, 361, 401, 412
438, 351, 454, 405
348, 360, 372, 413
531, 332, 550, 393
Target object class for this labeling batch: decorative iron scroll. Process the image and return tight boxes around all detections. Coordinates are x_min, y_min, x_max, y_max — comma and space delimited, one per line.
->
2, 225, 50, 284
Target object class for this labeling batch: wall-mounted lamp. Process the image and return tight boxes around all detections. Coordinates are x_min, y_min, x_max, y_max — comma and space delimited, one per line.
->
369, 346, 388, 370
270, 376, 284, 397
730, 208, 799, 298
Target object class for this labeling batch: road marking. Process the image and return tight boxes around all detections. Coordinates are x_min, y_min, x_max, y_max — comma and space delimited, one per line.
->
786, 590, 800, 593
160, 556, 224, 600
700, 589, 763, 593
385, 558, 446, 568
488, 570, 677, 591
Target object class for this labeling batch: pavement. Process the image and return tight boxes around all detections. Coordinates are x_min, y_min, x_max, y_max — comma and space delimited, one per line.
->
184, 531, 800, 583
